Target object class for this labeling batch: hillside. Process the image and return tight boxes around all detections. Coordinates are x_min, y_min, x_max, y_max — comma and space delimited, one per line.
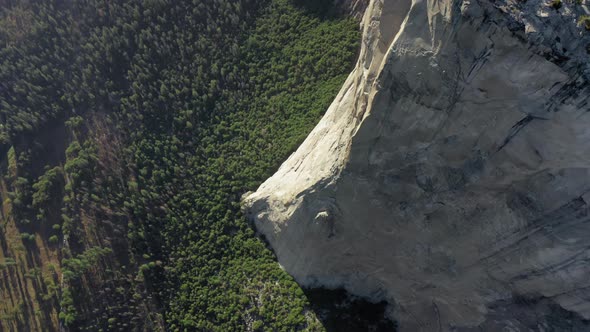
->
0, 0, 360, 330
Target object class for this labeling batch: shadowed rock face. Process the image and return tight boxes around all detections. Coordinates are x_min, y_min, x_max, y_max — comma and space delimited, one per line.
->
244, 0, 590, 330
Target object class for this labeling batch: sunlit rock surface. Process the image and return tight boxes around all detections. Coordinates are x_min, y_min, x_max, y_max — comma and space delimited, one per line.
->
244, 0, 590, 330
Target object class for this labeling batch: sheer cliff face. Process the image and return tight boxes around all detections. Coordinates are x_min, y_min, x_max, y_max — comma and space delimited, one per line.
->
245, 0, 590, 330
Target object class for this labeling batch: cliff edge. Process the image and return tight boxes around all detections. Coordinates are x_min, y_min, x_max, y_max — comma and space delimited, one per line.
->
244, 0, 590, 330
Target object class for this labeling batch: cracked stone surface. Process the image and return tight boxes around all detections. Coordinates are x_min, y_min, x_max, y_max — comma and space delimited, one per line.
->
244, 0, 590, 330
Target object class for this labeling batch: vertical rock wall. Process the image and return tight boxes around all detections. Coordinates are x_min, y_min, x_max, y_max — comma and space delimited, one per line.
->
245, 0, 590, 330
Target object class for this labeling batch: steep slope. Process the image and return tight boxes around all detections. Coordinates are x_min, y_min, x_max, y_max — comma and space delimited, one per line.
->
244, 0, 590, 330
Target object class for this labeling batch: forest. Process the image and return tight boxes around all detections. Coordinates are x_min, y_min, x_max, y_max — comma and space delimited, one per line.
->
0, 0, 359, 330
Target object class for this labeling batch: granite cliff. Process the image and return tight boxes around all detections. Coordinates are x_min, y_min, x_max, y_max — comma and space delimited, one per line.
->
244, 0, 590, 329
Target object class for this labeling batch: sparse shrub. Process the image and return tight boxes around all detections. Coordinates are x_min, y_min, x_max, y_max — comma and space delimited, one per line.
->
579, 15, 590, 30
3, 258, 16, 266
20, 232, 35, 241
49, 235, 59, 244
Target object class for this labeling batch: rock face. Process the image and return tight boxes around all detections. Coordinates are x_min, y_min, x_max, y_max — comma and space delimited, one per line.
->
244, 0, 590, 330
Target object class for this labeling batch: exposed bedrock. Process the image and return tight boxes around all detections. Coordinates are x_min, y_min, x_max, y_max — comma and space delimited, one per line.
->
244, 0, 590, 330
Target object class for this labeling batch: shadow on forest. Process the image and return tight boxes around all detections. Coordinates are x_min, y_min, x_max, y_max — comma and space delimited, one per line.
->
304, 288, 397, 332
292, 0, 345, 18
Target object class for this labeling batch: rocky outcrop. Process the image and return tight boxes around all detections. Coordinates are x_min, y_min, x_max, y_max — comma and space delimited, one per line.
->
244, 0, 590, 330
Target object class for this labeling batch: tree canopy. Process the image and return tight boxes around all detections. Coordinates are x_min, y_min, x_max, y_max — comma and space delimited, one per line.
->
0, 0, 359, 330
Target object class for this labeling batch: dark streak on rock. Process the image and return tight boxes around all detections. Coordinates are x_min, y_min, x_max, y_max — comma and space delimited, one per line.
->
496, 114, 536, 152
